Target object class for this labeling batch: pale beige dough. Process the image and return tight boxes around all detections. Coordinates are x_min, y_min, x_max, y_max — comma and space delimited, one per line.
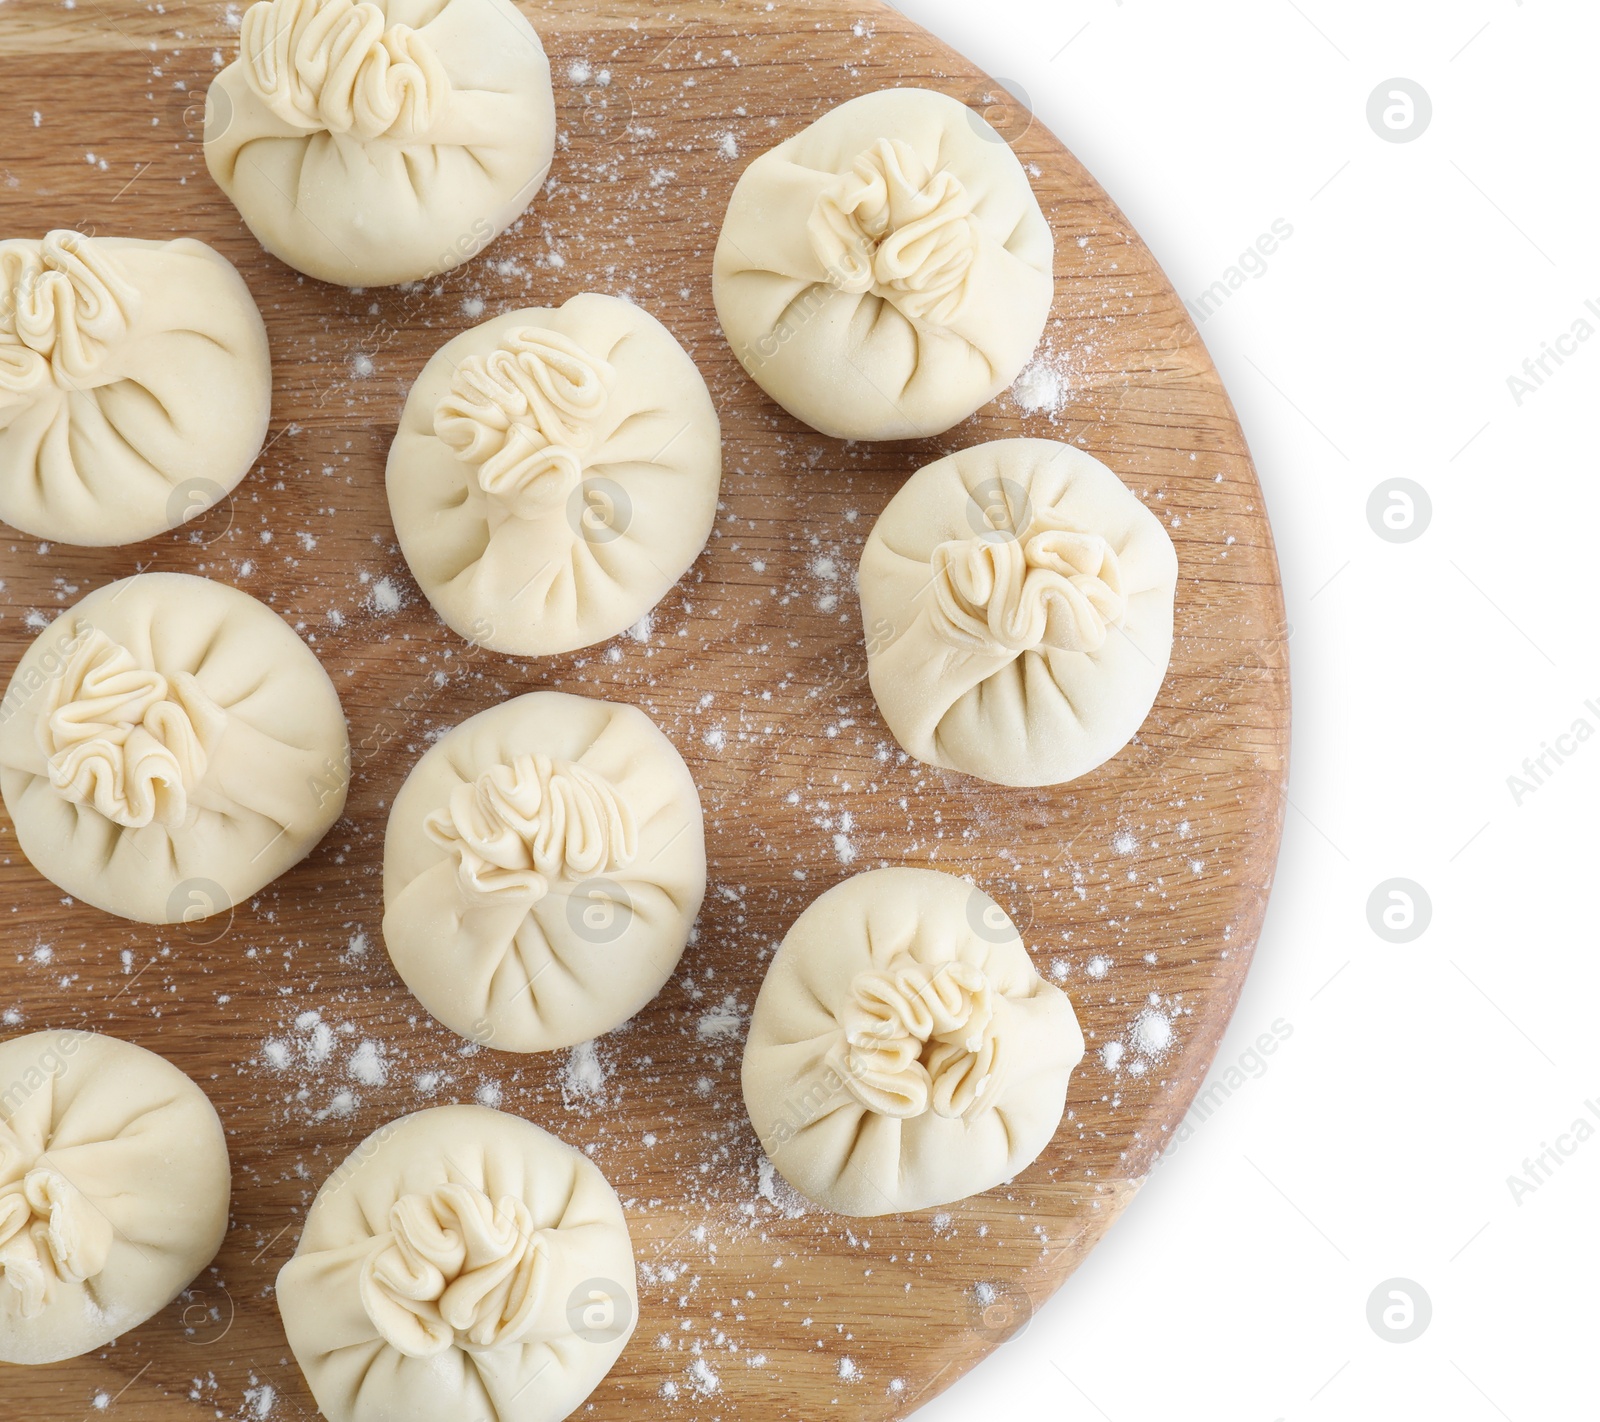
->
0, 1030, 231, 1365
741, 867, 1084, 1217
859, 438, 1179, 787
277, 1105, 636, 1422
713, 87, 1054, 440
0, 573, 350, 924
386, 293, 721, 657
0, 231, 270, 545
204, 0, 556, 287
383, 690, 706, 1052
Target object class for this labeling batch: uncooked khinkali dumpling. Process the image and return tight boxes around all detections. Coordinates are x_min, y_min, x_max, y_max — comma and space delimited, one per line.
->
0, 230, 271, 545
742, 868, 1083, 1217
386, 294, 722, 656
383, 691, 705, 1052
204, 0, 556, 287
0, 572, 350, 924
713, 87, 1054, 440
277, 1105, 636, 1422
0, 1030, 231, 1365
859, 438, 1178, 787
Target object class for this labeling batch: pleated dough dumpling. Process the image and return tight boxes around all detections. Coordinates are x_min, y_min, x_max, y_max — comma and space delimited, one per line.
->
204, 0, 556, 287
277, 1105, 635, 1422
0, 1030, 231, 1365
742, 868, 1083, 1217
0, 230, 271, 545
386, 293, 722, 656
860, 438, 1178, 787
383, 691, 706, 1052
0, 573, 350, 924
713, 87, 1054, 441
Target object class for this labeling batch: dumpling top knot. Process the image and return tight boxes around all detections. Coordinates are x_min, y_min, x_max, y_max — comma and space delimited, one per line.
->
837, 956, 1006, 1121
359, 1181, 546, 1358
38, 625, 224, 831
433, 327, 615, 519
930, 510, 1128, 656
424, 752, 637, 907
807, 138, 980, 324
0, 231, 137, 385
240, 0, 452, 141
0, 1167, 116, 1320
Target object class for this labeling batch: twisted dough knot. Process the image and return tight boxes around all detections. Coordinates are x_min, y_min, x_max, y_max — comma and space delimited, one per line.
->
424, 753, 637, 907
434, 328, 616, 520
0, 231, 136, 386
930, 510, 1127, 656
359, 1182, 546, 1357
39, 625, 223, 831
839, 957, 1005, 1120
0, 1168, 114, 1319
240, 0, 452, 141
808, 138, 980, 324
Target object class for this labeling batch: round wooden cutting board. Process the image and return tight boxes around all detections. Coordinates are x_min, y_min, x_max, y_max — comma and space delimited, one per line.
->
0, 1, 1289, 1417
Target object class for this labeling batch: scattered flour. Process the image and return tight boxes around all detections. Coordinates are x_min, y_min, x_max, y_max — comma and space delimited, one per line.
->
697, 997, 742, 1040
368, 577, 403, 614
348, 1039, 386, 1086
688, 1358, 720, 1396
562, 1040, 609, 1103
756, 1156, 809, 1218
1134, 1010, 1173, 1056
1012, 356, 1068, 415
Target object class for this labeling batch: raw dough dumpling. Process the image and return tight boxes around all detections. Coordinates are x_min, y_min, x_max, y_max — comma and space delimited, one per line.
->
742, 868, 1083, 1217
0, 572, 350, 924
0, 1030, 231, 1365
383, 691, 706, 1052
387, 294, 722, 656
277, 1105, 636, 1422
0, 230, 271, 545
859, 438, 1178, 787
713, 87, 1054, 441
204, 0, 556, 287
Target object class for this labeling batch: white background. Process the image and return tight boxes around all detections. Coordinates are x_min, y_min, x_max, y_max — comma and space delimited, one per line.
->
893, 1, 1599, 1418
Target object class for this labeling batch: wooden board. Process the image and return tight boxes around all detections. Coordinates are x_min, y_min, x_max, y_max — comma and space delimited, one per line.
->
0, 1, 1290, 1417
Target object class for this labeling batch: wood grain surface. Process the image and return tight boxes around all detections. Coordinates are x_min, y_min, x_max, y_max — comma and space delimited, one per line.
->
0, 1, 1290, 1417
